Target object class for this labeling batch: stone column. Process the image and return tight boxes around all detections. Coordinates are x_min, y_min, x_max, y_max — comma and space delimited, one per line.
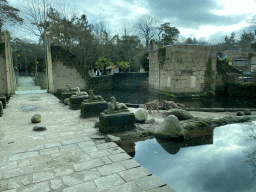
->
4, 31, 15, 96
45, 35, 54, 93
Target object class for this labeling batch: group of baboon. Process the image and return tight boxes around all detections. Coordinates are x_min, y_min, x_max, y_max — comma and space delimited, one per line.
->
145, 99, 185, 114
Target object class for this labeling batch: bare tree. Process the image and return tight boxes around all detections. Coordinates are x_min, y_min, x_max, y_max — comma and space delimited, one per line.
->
19, 0, 75, 43
135, 14, 159, 47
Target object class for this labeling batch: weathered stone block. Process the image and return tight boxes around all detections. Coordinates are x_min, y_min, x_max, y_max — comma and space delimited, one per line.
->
99, 112, 135, 134
60, 92, 76, 102
81, 102, 108, 118
69, 95, 89, 110
0, 96, 6, 109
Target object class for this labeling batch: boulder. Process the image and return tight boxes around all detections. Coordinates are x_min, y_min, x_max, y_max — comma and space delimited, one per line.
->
162, 109, 193, 120
237, 111, 243, 116
134, 108, 148, 123
155, 115, 184, 140
244, 109, 251, 115
33, 126, 46, 131
0, 101, 3, 117
105, 134, 121, 144
31, 114, 41, 123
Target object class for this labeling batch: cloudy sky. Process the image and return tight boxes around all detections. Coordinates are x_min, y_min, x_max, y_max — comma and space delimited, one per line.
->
5, 0, 256, 44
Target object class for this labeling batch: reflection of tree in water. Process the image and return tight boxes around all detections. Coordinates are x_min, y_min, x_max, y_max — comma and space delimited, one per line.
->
242, 122, 256, 176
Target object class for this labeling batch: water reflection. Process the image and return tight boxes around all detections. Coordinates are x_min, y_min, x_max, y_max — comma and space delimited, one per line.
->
95, 90, 256, 108
131, 123, 256, 192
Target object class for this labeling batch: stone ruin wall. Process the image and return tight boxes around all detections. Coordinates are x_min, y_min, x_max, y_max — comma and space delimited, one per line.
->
149, 45, 218, 94
0, 50, 7, 96
51, 46, 86, 93
222, 50, 250, 61
0, 42, 7, 96
52, 61, 86, 92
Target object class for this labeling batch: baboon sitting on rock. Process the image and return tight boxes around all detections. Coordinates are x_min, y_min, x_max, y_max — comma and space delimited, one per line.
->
162, 100, 185, 110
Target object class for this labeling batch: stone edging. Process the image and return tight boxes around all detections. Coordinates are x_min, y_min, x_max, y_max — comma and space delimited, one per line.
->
186, 108, 256, 112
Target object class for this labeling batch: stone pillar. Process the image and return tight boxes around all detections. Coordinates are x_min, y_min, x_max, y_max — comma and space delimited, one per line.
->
4, 31, 15, 96
45, 35, 54, 93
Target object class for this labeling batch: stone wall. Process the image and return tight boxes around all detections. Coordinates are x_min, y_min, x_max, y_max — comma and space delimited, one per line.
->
149, 44, 218, 95
0, 43, 6, 96
112, 73, 148, 90
86, 75, 112, 91
52, 61, 86, 92
223, 50, 250, 61
51, 46, 86, 93
35, 72, 47, 89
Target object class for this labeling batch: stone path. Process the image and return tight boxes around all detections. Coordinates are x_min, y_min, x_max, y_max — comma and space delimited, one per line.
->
15, 77, 47, 95
0, 93, 176, 192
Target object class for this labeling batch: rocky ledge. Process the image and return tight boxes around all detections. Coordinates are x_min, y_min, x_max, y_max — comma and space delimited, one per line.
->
106, 109, 256, 143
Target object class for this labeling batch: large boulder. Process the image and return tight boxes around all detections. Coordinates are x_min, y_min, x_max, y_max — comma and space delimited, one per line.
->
134, 108, 148, 123
155, 115, 184, 140
31, 114, 41, 123
162, 109, 193, 120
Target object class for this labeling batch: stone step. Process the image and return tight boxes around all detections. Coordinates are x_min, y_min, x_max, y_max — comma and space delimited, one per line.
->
16, 86, 41, 91
15, 90, 47, 94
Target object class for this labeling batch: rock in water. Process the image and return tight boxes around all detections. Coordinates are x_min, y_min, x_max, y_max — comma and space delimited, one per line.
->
163, 109, 193, 120
155, 115, 184, 140
33, 126, 46, 131
244, 109, 251, 115
31, 114, 41, 123
134, 108, 148, 123
236, 111, 243, 116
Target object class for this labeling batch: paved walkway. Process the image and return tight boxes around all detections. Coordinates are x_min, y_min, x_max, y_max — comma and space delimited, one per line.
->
0, 93, 176, 192
15, 77, 47, 94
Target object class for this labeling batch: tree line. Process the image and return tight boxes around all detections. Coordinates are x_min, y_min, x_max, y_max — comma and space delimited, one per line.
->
1, 0, 256, 74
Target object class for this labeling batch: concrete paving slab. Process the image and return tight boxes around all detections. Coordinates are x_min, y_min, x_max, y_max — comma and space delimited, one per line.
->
100, 181, 142, 192
108, 153, 132, 162
97, 162, 126, 176
50, 179, 62, 190
133, 175, 166, 191
62, 182, 98, 192
74, 158, 105, 172
32, 171, 54, 183
94, 173, 125, 191
119, 167, 151, 182
120, 159, 141, 169
19, 181, 50, 192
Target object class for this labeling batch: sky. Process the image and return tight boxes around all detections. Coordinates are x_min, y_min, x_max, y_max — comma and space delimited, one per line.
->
5, 0, 256, 44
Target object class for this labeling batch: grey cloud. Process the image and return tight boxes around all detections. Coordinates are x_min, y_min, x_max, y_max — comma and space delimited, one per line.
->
148, 0, 250, 29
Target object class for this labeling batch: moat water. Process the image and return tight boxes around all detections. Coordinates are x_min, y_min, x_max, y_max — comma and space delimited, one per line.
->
94, 89, 256, 108
132, 123, 256, 192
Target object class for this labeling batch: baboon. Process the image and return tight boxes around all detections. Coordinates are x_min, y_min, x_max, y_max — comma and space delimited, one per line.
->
145, 99, 159, 114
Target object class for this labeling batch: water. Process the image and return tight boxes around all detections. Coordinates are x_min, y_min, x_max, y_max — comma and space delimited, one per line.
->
132, 123, 256, 192
94, 89, 256, 108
